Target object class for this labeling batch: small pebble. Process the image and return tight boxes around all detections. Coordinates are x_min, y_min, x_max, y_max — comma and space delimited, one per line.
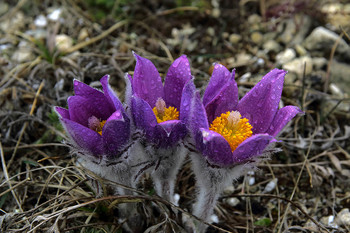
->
48, 8, 62, 21
336, 208, 350, 226
263, 178, 277, 193
251, 31, 263, 45
173, 193, 180, 206
225, 197, 240, 207
34, 15, 47, 27
223, 185, 235, 195
210, 214, 219, 223
229, 34, 242, 44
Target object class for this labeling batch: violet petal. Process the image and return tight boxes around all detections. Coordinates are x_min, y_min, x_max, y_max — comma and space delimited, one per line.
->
203, 64, 231, 106
100, 75, 124, 113
55, 106, 70, 119
60, 118, 103, 156
132, 53, 164, 107
164, 55, 192, 110
266, 105, 303, 137
232, 134, 275, 163
131, 95, 157, 139
68, 95, 112, 127
195, 128, 234, 166
180, 80, 209, 137
102, 112, 130, 157
237, 69, 286, 134
154, 120, 187, 147
204, 75, 239, 123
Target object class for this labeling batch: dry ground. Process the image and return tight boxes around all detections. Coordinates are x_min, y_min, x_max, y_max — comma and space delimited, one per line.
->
1, 0, 350, 232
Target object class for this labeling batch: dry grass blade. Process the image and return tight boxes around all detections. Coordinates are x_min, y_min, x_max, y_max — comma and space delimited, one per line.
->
6, 80, 45, 169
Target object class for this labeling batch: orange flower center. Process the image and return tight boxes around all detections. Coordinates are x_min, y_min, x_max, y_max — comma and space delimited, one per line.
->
152, 98, 179, 123
209, 111, 253, 152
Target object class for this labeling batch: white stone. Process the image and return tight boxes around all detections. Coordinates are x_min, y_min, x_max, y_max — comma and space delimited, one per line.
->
48, 8, 62, 21
336, 208, 350, 226
210, 214, 219, 223
276, 48, 296, 64
55, 34, 73, 52
225, 197, 240, 207
282, 56, 313, 76
263, 40, 281, 53
34, 15, 47, 27
303, 26, 350, 59
263, 178, 277, 193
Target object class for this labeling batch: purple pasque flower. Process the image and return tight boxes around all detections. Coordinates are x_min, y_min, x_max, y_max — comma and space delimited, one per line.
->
55, 75, 130, 158
182, 65, 303, 167
127, 53, 192, 148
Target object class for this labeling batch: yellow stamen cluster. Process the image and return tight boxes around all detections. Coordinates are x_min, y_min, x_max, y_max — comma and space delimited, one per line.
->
209, 111, 253, 152
97, 120, 106, 135
88, 115, 106, 135
152, 98, 179, 123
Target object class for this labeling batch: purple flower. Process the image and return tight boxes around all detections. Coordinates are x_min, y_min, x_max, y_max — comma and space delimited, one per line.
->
127, 53, 192, 147
182, 65, 303, 167
55, 75, 130, 158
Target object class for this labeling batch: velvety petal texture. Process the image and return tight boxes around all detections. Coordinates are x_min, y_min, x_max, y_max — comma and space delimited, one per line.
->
56, 76, 130, 158
203, 65, 238, 123
232, 134, 276, 163
102, 112, 130, 157
164, 55, 192, 110
237, 69, 286, 134
154, 120, 187, 148
131, 95, 158, 140
100, 75, 124, 113
132, 53, 164, 107
266, 106, 303, 136
60, 118, 104, 155
195, 128, 234, 166
180, 80, 209, 138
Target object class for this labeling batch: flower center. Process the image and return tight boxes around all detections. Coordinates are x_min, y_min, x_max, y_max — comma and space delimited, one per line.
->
88, 116, 106, 135
152, 98, 179, 123
209, 111, 253, 152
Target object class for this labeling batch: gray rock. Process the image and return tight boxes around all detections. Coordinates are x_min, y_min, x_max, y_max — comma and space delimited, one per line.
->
303, 27, 350, 59
312, 57, 328, 70
283, 56, 313, 76
329, 60, 350, 95
263, 40, 281, 53
276, 48, 296, 64
277, 15, 312, 45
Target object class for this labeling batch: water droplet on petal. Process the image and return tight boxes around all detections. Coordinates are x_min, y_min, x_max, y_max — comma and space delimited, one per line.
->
172, 58, 181, 68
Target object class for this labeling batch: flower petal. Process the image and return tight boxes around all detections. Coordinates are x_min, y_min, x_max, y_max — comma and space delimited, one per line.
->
102, 112, 130, 157
60, 118, 103, 156
131, 95, 157, 139
204, 74, 239, 123
100, 75, 124, 113
132, 53, 164, 107
266, 105, 303, 137
232, 134, 275, 163
154, 120, 187, 147
180, 80, 209, 137
237, 69, 286, 134
55, 106, 70, 119
68, 95, 112, 127
203, 64, 232, 106
164, 55, 192, 110
195, 128, 234, 166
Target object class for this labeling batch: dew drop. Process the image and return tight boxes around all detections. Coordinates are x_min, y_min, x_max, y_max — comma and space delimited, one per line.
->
172, 58, 181, 68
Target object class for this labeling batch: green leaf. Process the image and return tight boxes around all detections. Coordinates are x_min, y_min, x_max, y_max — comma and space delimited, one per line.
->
254, 218, 272, 227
